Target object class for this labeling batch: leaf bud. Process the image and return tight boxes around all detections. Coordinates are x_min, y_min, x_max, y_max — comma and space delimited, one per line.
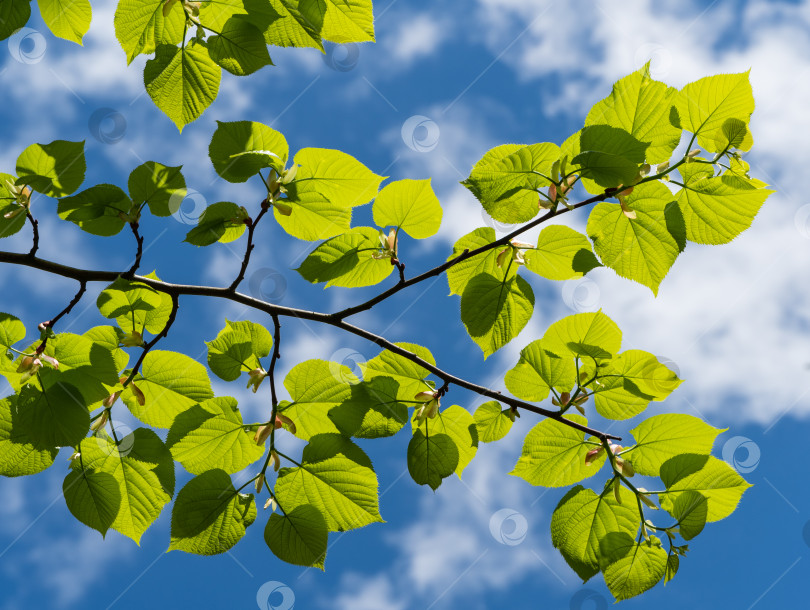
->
90, 409, 109, 432
255, 473, 265, 494
280, 165, 299, 185
613, 479, 623, 504
276, 412, 296, 434
585, 446, 604, 465
273, 201, 293, 216
253, 424, 272, 445
246, 367, 267, 393
264, 497, 277, 512
636, 488, 659, 510
271, 449, 281, 472
559, 392, 570, 406
656, 161, 670, 174
129, 382, 146, 406
687, 148, 701, 159
120, 330, 144, 348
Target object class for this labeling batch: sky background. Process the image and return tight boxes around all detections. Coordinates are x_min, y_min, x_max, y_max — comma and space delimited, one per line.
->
1, 0, 810, 608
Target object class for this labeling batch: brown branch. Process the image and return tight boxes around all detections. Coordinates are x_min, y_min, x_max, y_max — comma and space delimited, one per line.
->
122, 293, 180, 387
26, 212, 39, 257
125, 222, 144, 278
229, 202, 269, 292
36, 280, 87, 353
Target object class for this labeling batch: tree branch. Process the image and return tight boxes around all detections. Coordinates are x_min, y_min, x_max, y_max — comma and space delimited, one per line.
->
122, 293, 180, 387
36, 280, 87, 353
0, 249, 620, 441
26, 212, 39, 257
229, 203, 269, 292
125, 222, 144, 278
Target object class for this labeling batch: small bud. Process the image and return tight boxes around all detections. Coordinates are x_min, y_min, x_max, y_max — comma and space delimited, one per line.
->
163, 0, 179, 15
548, 183, 558, 203
3, 207, 25, 220
414, 390, 438, 401
656, 161, 670, 174
559, 392, 570, 406
254, 424, 272, 445
102, 391, 120, 409
280, 165, 299, 185
414, 404, 428, 423
273, 201, 293, 216
575, 404, 586, 415
579, 371, 589, 384
496, 247, 510, 268
69, 452, 81, 462
271, 449, 281, 472
90, 409, 109, 432
121, 330, 144, 348
585, 446, 604, 465
274, 416, 284, 429
573, 393, 589, 406
613, 479, 623, 504
507, 406, 519, 422
426, 397, 440, 419
276, 413, 296, 434
246, 368, 267, 393
130, 382, 146, 406
637, 488, 659, 509
687, 148, 701, 159
264, 497, 277, 511
255, 474, 265, 494
620, 199, 636, 221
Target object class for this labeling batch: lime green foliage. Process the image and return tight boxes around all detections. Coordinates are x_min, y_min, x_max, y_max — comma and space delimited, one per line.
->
38, 0, 91, 44
0, 64, 768, 602
0, 0, 31, 40
16, 140, 85, 198
169, 469, 256, 555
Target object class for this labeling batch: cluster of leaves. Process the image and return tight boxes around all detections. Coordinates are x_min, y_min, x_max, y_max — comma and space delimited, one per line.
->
0, 65, 770, 601
0, 0, 375, 129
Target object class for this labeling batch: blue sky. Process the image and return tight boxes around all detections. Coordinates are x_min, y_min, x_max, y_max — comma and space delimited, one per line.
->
1, 0, 810, 608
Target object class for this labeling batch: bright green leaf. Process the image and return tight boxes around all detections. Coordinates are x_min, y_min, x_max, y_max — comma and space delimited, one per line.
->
264, 504, 328, 569
505, 339, 576, 402
14, 383, 89, 447
359, 343, 436, 401
602, 535, 667, 601
407, 430, 458, 491
63, 469, 121, 537
291, 148, 384, 208
413, 405, 478, 477
296, 227, 394, 288
38, 0, 91, 44
57, 184, 132, 236
629, 414, 724, 477
0, 395, 58, 477
128, 161, 186, 217
16, 140, 85, 197
209, 120, 288, 183
542, 311, 622, 362
114, 0, 185, 64
184, 201, 247, 246
372, 179, 442, 239
523, 225, 601, 281
473, 401, 512, 443
571, 125, 647, 191
208, 16, 273, 76
206, 319, 273, 382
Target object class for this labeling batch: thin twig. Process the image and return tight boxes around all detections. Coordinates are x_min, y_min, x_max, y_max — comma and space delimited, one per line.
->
26, 212, 39, 257
36, 280, 87, 353
229, 203, 269, 292
126, 222, 144, 278
122, 294, 180, 387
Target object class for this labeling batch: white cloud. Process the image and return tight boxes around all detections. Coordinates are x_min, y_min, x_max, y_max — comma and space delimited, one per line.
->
384, 14, 447, 66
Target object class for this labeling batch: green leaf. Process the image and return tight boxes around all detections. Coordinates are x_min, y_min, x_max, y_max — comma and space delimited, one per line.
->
473, 401, 512, 443
0, 312, 25, 351
0, 395, 58, 477
63, 469, 121, 537
505, 339, 576, 402
18, 333, 120, 405
280, 359, 357, 441
550, 485, 640, 582
675, 175, 772, 245
462, 143, 559, 223
274, 185, 352, 241
209, 120, 288, 183
200, 0, 266, 31
412, 405, 478, 477
319, 0, 375, 42
208, 16, 273, 76
167, 397, 265, 474
275, 433, 383, 532
602, 535, 667, 600
372, 179, 442, 239
264, 504, 328, 569
665, 553, 679, 584
0, 0, 31, 40
206, 319, 273, 382
674, 72, 755, 152
184, 201, 247, 246
144, 43, 221, 132
588, 350, 682, 421
542, 311, 622, 361
290, 148, 384, 208
359, 343, 436, 401
629, 414, 724, 477
296, 227, 394, 288
38, 0, 90, 44
670, 491, 707, 541
0, 173, 27, 239
446, 227, 515, 296
571, 125, 647, 191
122, 350, 214, 428
169, 469, 256, 555
128, 161, 186, 217
72, 428, 174, 544
16, 140, 86, 197
261, 0, 324, 49
83, 326, 130, 371
586, 63, 681, 164
327, 376, 409, 439
57, 184, 132, 236
114, 0, 185, 64
97, 277, 165, 335
510, 414, 605, 487
523, 226, 601, 281
658, 454, 752, 523
15, 383, 89, 447
587, 181, 685, 295
407, 430, 458, 491
460, 273, 534, 358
